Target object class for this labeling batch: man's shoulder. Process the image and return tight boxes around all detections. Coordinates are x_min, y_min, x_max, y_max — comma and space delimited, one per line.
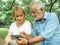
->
46, 12, 58, 22
49, 12, 57, 17
46, 12, 57, 19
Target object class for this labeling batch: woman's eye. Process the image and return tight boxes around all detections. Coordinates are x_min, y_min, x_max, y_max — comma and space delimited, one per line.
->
20, 15, 22, 17
16, 15, 19, 17
16, 15, 23, 17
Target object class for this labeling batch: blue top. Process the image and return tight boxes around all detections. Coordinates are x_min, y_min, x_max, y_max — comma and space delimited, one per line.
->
32, 12, 60, 45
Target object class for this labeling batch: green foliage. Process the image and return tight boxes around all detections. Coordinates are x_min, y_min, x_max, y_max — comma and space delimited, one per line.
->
0, 0, 60, 27
26, 14, 34, 24
4, 13, 13, 25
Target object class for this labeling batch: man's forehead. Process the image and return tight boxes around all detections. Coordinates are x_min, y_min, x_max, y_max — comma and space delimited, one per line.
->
30, 9, 36, 11
30, 4, 37, 9
30, 7, 37, 12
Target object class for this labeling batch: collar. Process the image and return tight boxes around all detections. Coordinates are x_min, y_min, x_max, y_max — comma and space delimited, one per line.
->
44, 11, 48, 20
36, 11, 48, 22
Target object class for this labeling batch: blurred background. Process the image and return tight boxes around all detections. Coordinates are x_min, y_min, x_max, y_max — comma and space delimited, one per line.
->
0, 0, 60, 45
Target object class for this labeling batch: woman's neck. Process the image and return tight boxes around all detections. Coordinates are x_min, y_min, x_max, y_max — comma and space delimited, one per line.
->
16, 21, 25, 28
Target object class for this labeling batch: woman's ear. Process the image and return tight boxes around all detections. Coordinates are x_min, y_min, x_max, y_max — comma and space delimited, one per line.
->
25, 15, 26, 18
24, 12, 26, 18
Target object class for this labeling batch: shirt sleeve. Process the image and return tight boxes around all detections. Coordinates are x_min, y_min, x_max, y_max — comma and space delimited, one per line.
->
32, 21, 38, 37
25, 21, 32, 34
32, 28, 38, 37
41, 13, 59, 39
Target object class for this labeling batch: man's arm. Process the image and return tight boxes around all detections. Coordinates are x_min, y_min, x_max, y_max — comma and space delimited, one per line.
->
16, 35, 44, 45
29, 35, 44, 44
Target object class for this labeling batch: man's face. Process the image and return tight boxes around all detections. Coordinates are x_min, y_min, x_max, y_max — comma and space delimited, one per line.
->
30, 5, 44, 20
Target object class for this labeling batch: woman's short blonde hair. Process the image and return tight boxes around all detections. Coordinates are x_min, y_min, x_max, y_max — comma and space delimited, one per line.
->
12, 6, 26, 21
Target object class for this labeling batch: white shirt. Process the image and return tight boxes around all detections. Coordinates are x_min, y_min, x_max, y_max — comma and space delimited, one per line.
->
9, 20, 32, 35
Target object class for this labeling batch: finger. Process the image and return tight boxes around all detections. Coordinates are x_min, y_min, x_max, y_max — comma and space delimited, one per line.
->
16, 39, 19, 43
20, 32, 26, 35
16, 39, 22, 44
20, 32, 25, 35
12, 40, 17, 43
20, 32, 23, 34
23, 32, 29, 36
16, 38, 23, 41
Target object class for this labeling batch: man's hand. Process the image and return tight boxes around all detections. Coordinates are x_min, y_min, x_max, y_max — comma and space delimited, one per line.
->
16, 38, 28, 45
20, 32, 32, 39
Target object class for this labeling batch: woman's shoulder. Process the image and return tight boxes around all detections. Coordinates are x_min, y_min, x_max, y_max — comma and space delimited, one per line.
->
10, 22, 16, 27
25, 20, 31, 24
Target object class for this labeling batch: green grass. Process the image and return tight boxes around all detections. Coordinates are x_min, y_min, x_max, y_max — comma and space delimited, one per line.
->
0, 28, 8, 38
0, 28, 8, 45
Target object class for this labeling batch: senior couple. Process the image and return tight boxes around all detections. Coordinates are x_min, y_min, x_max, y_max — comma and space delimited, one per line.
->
4, 0, 60, 45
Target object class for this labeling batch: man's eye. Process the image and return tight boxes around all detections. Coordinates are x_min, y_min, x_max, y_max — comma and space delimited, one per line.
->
31, 11, 35, 13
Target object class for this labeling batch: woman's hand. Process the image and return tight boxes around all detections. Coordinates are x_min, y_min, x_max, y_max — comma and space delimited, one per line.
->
5, 38, 13, 44
5, 38, 17, 44
5, 32, 14, 44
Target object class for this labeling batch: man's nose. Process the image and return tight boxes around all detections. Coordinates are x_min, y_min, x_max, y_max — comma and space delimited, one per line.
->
32, 14, 35, 16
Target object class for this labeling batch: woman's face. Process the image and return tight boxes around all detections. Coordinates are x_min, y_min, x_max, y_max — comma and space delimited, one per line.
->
14, 11, 25, 24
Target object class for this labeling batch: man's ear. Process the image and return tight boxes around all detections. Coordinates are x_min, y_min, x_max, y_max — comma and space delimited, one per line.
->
39, 8, 44, 16
40, 8, 43, 11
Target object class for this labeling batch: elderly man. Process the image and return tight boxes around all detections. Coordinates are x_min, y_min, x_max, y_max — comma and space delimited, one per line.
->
16, 0, 60, 45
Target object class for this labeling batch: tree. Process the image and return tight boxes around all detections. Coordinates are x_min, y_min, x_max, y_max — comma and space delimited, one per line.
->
0, 0, 60, 27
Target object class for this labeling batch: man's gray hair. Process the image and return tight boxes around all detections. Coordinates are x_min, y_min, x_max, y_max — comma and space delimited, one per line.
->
30, 0, 44, 10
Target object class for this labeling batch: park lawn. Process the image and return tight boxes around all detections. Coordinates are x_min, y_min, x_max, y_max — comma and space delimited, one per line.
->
0, 28, 8, 45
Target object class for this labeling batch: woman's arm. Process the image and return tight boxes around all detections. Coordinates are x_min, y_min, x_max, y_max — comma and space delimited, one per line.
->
5, 32, 13, 44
